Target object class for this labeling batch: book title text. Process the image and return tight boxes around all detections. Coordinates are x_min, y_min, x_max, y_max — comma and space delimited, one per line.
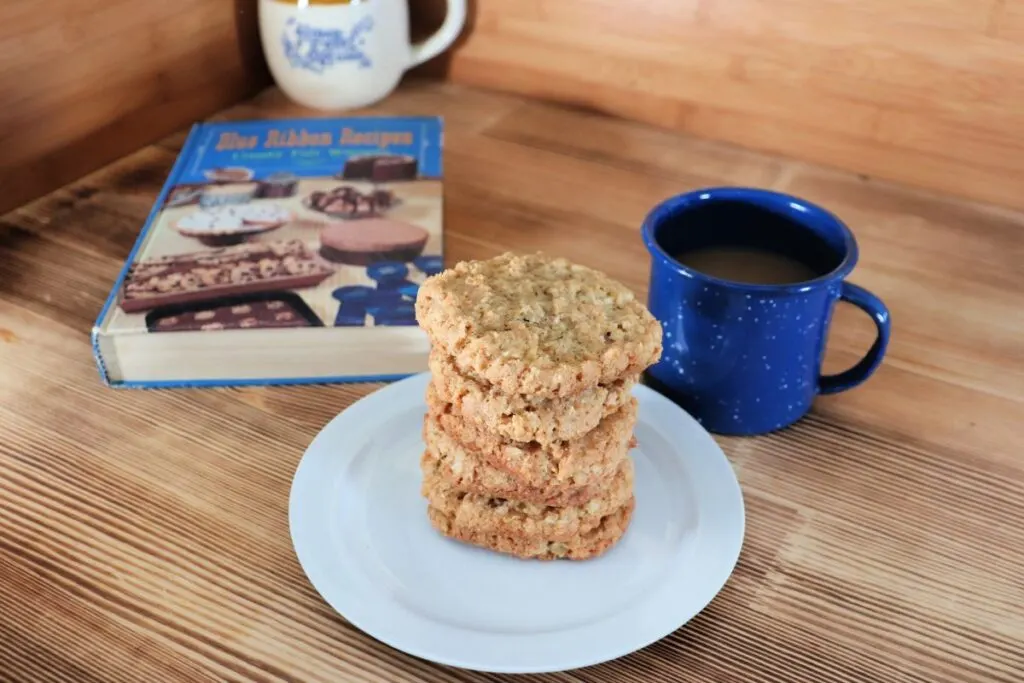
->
215, 127, 415, 152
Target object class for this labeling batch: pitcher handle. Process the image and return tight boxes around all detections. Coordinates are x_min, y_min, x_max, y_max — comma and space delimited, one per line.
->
409, 0, 467, 68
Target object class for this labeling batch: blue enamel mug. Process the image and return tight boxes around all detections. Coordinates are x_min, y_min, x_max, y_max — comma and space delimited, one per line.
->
641, 187, 891, 436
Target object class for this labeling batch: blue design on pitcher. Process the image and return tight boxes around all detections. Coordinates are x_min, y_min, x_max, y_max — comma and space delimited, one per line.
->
282, 16, 374, 72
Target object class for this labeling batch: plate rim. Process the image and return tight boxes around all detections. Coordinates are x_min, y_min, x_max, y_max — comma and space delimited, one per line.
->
289, 373, 746, 674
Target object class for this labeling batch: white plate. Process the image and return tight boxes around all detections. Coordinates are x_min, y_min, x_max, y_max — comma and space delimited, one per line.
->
290, 373, 745, 674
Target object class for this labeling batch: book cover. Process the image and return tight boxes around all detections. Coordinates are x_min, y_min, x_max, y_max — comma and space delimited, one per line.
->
92, 116, 443, 388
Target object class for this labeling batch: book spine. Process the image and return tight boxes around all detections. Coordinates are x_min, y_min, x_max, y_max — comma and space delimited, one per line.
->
111, 372, 416, 391
91, 124, 206, 387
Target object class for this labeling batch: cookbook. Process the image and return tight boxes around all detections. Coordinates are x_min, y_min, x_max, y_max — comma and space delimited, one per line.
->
92, 116, 444, 388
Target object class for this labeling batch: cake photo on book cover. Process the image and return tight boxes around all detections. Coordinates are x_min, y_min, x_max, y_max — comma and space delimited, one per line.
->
92, 116, 444, 388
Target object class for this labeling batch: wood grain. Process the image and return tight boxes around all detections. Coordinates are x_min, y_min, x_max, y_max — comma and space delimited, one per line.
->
1, 81, 1023, 682
0, 0, 269, 215
411, 0, 1024, 210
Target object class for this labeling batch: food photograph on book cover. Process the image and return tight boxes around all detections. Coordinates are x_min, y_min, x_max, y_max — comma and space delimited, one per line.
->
105, 119, 443, 334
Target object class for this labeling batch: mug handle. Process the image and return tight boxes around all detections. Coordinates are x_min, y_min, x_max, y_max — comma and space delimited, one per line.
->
408, 0, 468, 68
818, 282, 891, 395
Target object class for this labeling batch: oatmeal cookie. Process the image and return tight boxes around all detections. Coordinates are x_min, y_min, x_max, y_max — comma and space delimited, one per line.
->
421, 456, 634, 543
425, 390, 637, 492
428, 350, 638, 444
415, 252, 662, 398
420, 449, 604, 507
427, 497, 635, 561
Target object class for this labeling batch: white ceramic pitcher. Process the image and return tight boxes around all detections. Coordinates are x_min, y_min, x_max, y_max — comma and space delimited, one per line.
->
259, 0, 467, 110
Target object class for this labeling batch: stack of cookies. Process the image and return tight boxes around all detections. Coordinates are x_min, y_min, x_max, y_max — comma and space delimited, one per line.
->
414, 253, 663, 560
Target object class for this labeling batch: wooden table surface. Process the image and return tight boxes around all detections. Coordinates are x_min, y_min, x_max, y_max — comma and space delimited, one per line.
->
1, 82, 1022, 683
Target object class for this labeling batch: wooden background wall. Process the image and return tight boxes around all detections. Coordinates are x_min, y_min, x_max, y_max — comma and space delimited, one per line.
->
3, 1, 1022, 213
0, 0, 269, 215
414, 0, 1024, 211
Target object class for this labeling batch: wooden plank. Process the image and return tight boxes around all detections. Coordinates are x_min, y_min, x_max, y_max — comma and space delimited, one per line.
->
0, 0, 268, 214
412, 0, 1024, 209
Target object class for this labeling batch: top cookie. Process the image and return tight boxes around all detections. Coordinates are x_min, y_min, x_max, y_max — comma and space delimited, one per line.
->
415, 252, 662, 397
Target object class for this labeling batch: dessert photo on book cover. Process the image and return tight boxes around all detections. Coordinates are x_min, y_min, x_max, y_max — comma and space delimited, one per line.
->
106, 117, 443, 334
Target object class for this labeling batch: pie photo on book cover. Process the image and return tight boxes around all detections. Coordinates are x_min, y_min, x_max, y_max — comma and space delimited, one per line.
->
104, 117, 444, 334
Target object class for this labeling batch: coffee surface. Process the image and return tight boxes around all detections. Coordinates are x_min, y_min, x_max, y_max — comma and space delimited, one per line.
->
673, 246, 822, 285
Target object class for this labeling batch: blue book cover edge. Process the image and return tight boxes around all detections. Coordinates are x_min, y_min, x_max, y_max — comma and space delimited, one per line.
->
92, 122, 205, 387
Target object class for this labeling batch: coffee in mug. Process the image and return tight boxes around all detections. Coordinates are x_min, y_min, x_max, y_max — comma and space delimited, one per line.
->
671, 246, 822, 286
